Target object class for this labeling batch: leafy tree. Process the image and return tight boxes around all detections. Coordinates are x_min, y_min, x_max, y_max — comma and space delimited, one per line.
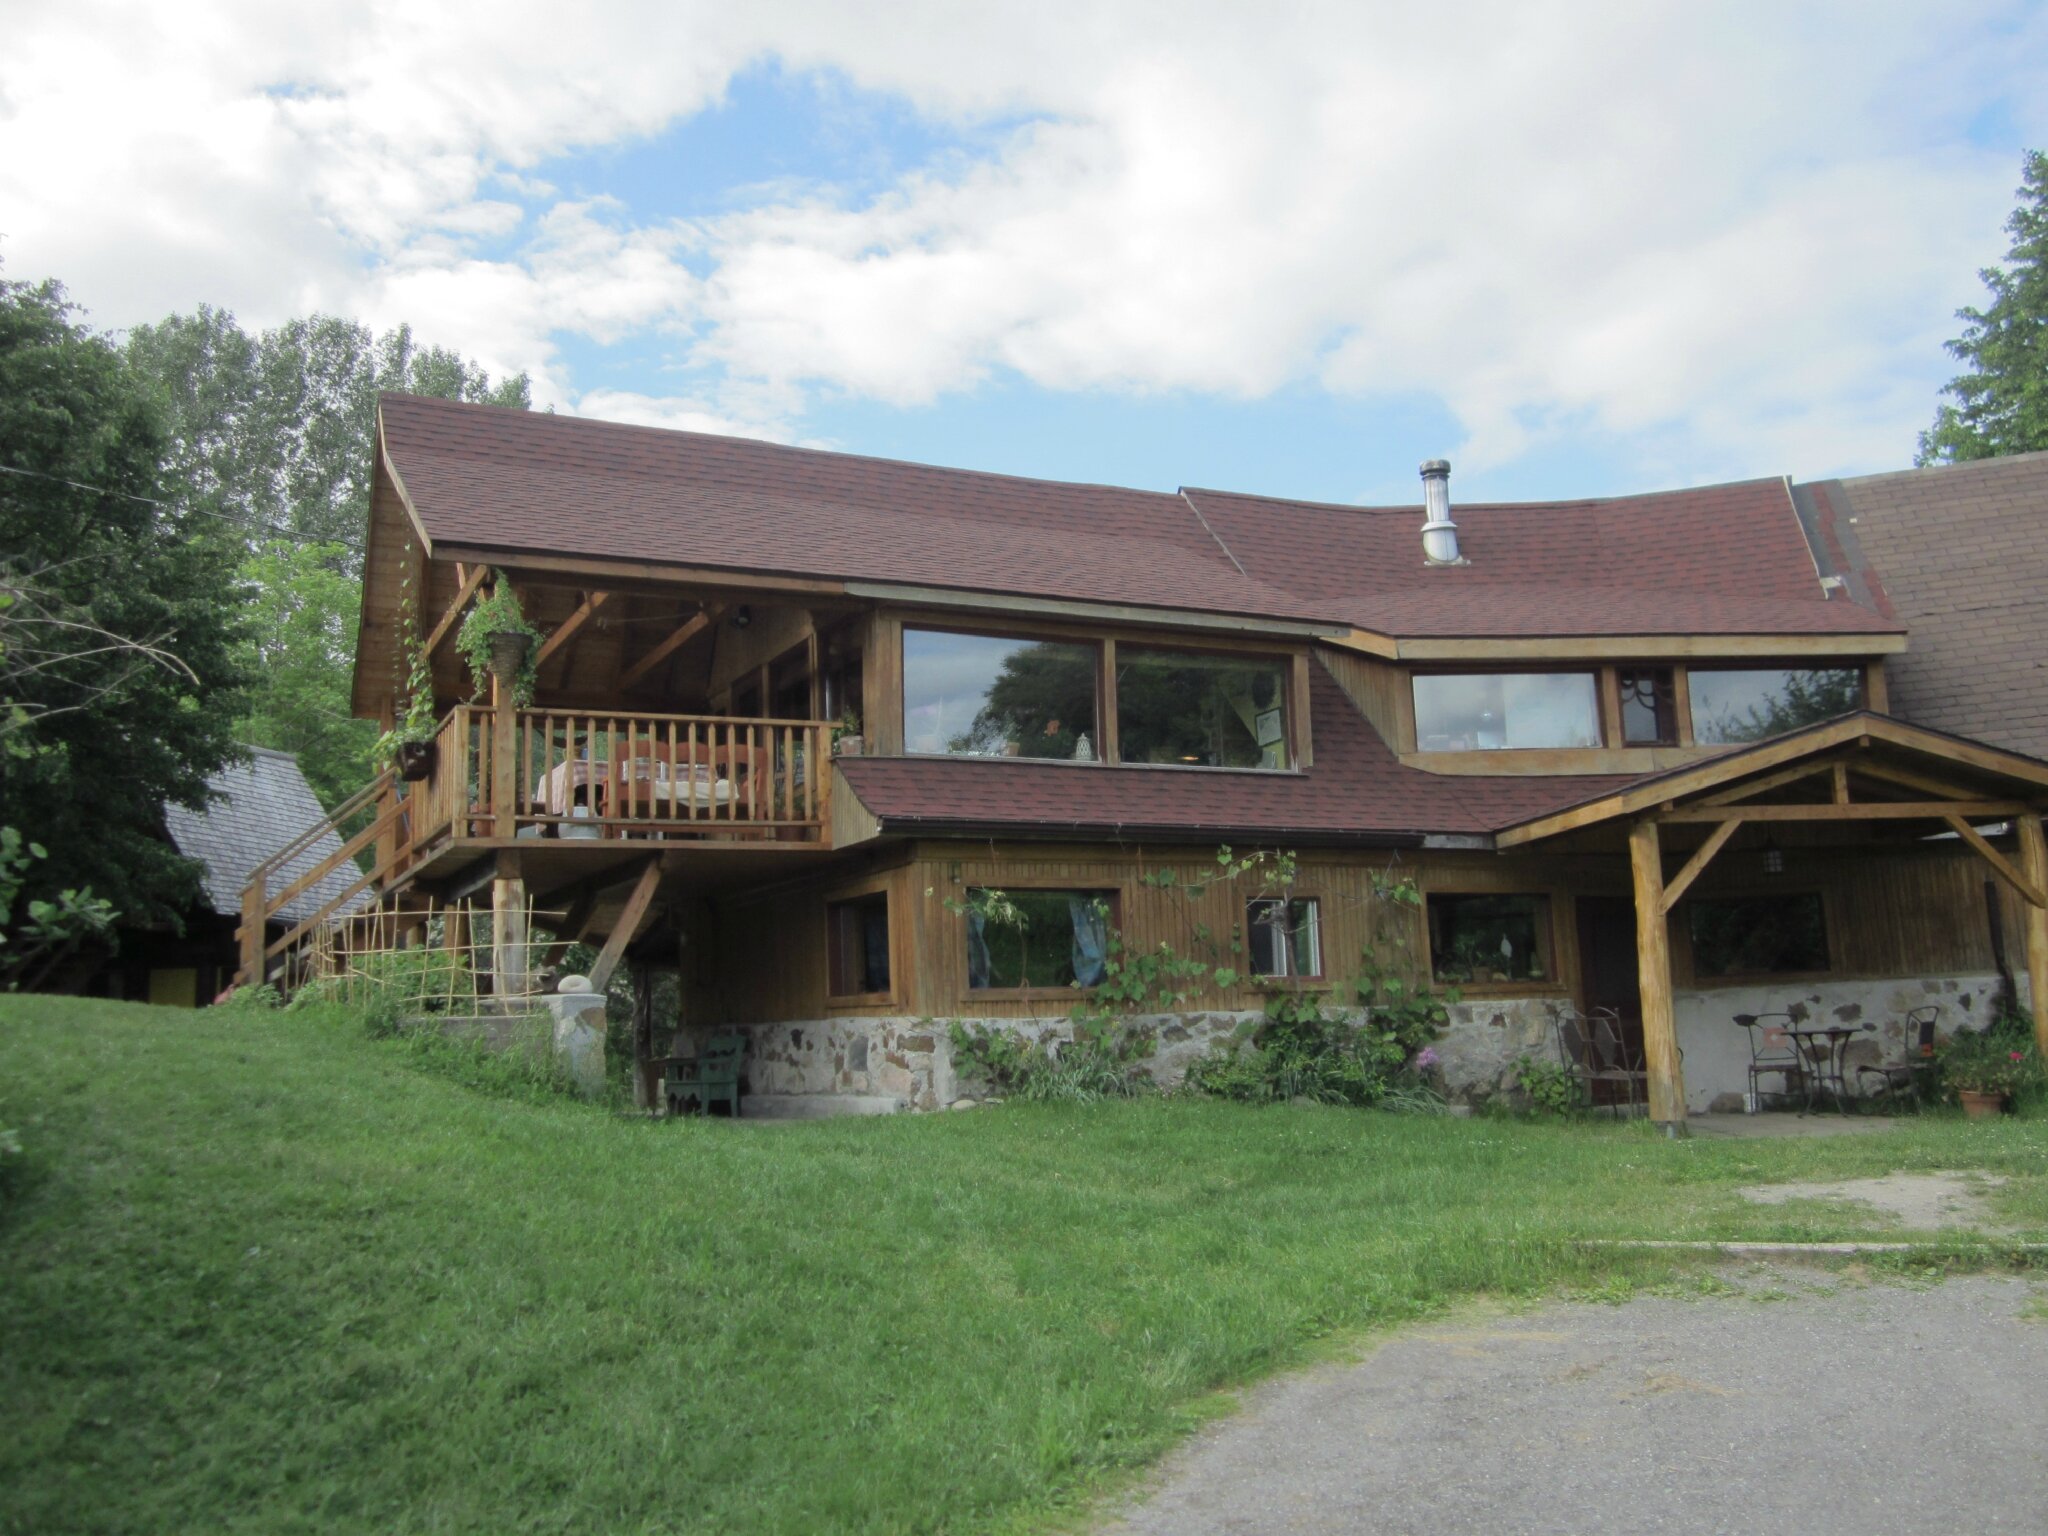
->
123, 306, 530, 806
124, 308, 530, 565
1919, 150, 2048, 464
235, 540, 377, 807
0, 277, 250, 930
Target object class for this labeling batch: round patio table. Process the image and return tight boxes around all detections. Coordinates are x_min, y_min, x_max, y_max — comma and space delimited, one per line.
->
1783, 1023, 1875, 1113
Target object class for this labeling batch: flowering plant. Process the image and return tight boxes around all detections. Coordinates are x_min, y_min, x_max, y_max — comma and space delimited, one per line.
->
1939, 1031, 2039, 1096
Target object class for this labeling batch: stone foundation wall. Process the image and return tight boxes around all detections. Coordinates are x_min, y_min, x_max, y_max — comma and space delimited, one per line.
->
716, 969, 2024, 1114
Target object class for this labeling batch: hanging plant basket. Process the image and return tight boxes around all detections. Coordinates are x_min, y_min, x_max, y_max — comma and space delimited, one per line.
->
396, 740, 438, 781
489, 629, 533, 679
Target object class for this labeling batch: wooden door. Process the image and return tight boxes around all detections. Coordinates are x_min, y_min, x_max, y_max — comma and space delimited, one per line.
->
1575, 897, 1646, 1084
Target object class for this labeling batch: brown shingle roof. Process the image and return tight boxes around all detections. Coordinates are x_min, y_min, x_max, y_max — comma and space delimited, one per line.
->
379, 394, 1898, 642
835, 660, 1636, 841
1805, 452, 2048, 757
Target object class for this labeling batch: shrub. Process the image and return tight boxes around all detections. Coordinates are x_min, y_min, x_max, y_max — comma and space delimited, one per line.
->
1514, 1054, 1581, 1116
947, 1017, 1157, 1103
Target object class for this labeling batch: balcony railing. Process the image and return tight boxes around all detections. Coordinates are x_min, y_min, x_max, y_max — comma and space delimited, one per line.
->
409, 707, 834, 848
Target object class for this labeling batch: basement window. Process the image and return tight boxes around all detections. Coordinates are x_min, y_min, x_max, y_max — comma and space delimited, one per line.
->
826, 892, 892, 998
964, 888, 1116, 991
1427, 893, 1553, 985
1247, 897, 1322, 979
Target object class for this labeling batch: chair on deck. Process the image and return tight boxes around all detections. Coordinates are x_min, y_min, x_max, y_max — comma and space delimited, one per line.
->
665, 1032, 747, 1117
1855, 1005, 1941, 1110
1585, 1007, 1649, 1115
1733, 1013, 1804, 1111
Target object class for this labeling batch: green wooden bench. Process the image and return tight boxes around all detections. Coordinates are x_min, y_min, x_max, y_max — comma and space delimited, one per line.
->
664, 1033, 747, 1117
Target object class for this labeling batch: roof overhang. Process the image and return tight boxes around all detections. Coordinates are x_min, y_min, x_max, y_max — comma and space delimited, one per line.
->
842, 581, 1348, 640
1496, 712, 2048, 848
1330, 628, 1906, 662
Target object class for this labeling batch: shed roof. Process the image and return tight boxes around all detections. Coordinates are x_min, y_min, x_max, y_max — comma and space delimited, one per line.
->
163, 748, 364, 927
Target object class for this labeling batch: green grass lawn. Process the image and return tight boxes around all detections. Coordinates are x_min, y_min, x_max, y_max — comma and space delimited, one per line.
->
3, 995, 2044, 1535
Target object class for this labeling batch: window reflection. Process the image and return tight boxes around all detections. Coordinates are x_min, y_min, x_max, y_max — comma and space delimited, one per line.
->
1687, 669, 1861, 745
1117, 649, 1289, 768
1412, 674, 1600, 751
903, 630, 1097, 759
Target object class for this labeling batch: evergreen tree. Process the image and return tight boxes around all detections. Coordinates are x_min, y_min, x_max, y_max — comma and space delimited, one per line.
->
1919, 150, 2048, 464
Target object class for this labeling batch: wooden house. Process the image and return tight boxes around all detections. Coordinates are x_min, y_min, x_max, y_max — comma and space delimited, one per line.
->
237, 396, 2048, 1126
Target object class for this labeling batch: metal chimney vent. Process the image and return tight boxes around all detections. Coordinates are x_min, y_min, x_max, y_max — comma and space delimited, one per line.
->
1420, 459, 1462, 564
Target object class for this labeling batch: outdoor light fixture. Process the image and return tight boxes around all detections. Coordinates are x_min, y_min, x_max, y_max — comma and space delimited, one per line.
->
1762, 835, 1784, 876
732, 605, 752, 629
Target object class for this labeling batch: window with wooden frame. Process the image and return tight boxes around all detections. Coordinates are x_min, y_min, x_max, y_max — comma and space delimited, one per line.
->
1412, 673, 1601, 752
902, 628, 1100, 760
826, 891, 893, 999
1115, 646, 1290, 768
1426, 893, 1555, 986
1686, 668, 1863, 746
1686, 891, 1831, 978
1246, 897, 1322, 979
1617, 667, 1679, 746
963, 887, 1118, 991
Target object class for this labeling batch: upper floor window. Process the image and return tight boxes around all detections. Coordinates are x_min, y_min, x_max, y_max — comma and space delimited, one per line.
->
1688, 668, 1862, 746
903, 629, 1098, 759
1117, 648, 1289, 768
1412, 673, 1600, 752
1618, 667, 1679, 746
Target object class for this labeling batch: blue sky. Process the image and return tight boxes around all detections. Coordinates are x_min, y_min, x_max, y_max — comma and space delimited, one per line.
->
5, 3, 2046, 505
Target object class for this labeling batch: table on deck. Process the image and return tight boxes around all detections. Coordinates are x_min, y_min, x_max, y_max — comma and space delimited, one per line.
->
1783, 1023, 1876, 1113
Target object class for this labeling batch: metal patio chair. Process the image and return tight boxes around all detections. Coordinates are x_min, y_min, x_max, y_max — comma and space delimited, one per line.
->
1733, 1012, 1804, 1112
1855, 1005, 1941, 1110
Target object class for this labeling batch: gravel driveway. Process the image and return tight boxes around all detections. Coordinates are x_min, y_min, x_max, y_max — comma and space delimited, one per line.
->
1101, 1268, 2048, 1535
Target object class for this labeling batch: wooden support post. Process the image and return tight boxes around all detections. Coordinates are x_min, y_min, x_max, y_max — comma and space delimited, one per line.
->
2019, 815, 2048, 1055
490, 675, 518, 836
239, 876, 265, 988
491, 850, 528, 999
1628, 818, 1687, 1132
588, 858, 663, 993
631, 960, 656, 1111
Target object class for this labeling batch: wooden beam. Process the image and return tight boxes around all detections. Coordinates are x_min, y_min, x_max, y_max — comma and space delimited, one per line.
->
1944, 816, 2048, 910
619, 607, 719, 692
424, 563, 490, 658
1850, 760, 1988, 802
1658, 818, 1743, 914
1628, 819, 1686, 1130
587, 859, 663, 993
2020, 817, 2048, 1055
1395, 632, 1906, 660
1697, 759, 1836, 807
538, 889, 599, 970
1663, 800, 2030, 824
1831, 761, 1850, 804
533, 589, 613, 671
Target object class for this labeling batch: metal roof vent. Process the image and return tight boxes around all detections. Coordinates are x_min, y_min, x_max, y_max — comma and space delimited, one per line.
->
1420, 459, 1463, 565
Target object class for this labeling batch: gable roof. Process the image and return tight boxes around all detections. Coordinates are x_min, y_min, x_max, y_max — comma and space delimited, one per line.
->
376, 393, 1899, 645
1797, 452, 2048, 757
163, 748, 364, 927
835, 658, 1637, 843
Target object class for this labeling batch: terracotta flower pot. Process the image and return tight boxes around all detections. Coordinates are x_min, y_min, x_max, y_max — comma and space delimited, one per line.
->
396, 740, 437, 782
488, 629, 532, 679
1958, 1088, 2008, 1119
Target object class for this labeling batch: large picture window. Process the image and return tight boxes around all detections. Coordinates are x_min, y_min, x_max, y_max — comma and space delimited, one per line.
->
1427, 893, 1553, 985
1688, 893, 1830, 977
1687, 668, 1862, 745
964, 888, 1116, 991
1116, 648, 1289, 768
903, 629, 1098, 759
1412, 674, 1600, 752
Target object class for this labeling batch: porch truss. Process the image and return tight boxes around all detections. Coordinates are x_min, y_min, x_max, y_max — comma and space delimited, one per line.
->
1499, 714, 2048, 1130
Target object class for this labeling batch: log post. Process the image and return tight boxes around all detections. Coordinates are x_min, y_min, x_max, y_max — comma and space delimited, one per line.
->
491, 850, 528, 999
490, 674, 518, 838
1628, 818, 1687, 1132
239, 875, 265, 989
2018, 814, 2048, 1055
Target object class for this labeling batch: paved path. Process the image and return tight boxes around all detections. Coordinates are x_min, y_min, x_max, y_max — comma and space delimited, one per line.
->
1101, 1270, 2048, 1535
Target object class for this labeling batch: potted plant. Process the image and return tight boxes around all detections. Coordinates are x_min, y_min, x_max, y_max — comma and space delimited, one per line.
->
832, 707, 864, 757
370, 640, 441, 780
1938, 1029, 2036, 1118
456, 570, 542, 706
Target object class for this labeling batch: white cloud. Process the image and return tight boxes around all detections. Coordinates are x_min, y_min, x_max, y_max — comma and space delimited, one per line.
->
2, 0, 2043, 479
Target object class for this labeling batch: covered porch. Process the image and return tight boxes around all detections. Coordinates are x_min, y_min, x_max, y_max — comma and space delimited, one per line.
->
1499, 713, 2048, 1132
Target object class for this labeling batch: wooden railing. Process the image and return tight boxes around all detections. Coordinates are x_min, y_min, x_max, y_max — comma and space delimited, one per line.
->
412, 707, 834, 844
236, 769, 400, 987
